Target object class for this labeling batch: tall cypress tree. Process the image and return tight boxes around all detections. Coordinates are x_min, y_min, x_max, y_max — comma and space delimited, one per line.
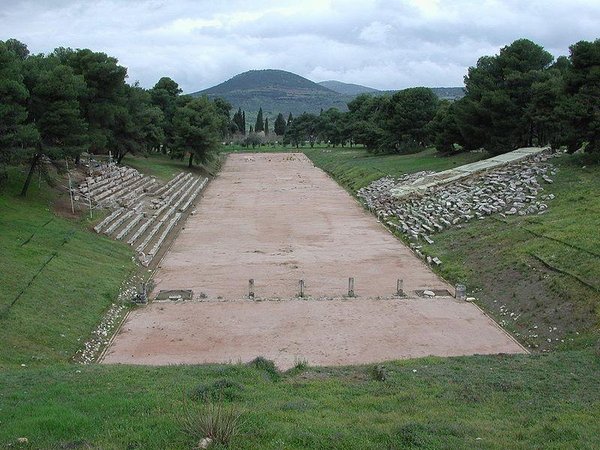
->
233, 107, 244, 134
255, 107, 264, 132
287, 112, 293, 126
242, 111, 246, 135
264, 117, 269, 135
274, 113, 286, 135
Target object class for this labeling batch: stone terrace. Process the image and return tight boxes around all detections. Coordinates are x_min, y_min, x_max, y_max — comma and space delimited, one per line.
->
76, 163, 207, 267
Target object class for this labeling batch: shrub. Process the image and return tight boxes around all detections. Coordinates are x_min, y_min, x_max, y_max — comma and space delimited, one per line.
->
248, 356, 280, 381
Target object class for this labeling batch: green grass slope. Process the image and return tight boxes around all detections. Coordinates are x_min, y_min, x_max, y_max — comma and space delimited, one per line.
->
0, 169, 135, 368
303, 147, 486, 191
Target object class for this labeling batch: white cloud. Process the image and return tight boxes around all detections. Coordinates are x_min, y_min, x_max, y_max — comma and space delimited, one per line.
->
0, 0, 598, 92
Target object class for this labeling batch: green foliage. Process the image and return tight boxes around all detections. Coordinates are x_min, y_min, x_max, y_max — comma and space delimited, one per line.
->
385, 87, 439, 150
232, 107, 246, 135
243, 133, 262, 149
248, 356, 281, 381
0, 40, 36, 157
212, 97, 233, 139
254, 107, 264, 132
274, 112, 286, 136
441, 38, 599, 158
428, 100, 463, 154
150, 77, 182, 151
560, 39, 600, 153
172, 96, 221, 167
456, 39, 555, 154
284, 113, 320, 147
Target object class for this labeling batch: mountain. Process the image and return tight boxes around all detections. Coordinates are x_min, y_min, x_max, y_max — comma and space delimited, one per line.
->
190, 69, 465, 121
191, 69, 350, 119
318, 80, 379, 96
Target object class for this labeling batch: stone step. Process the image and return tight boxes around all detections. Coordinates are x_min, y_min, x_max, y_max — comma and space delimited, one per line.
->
147, 212, 182, 258
136, 207, 176, 253
93, 208, 125, 233
104, 210, 135, 235
179, 178, 207, 211
127, 216, 156, 245
116, 213, 145, 240
153, 172, 186, 198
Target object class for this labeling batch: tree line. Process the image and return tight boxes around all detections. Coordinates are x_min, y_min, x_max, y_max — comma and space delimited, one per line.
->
0, 39, 231, 196
267, 38, 598, 156
1, 37, 598, 197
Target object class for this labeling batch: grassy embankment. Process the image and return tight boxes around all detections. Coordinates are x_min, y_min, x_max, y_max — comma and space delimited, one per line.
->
0, 148, 599, 449
0, 167, 135, 369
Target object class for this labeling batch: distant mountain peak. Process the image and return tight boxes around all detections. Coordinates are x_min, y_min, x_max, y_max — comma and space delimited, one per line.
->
199, 69, 336, 95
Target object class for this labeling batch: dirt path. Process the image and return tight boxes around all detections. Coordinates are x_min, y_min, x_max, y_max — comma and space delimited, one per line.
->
103, 298, 525, 369
152, 153, 449, 299
103, 153, 526, 368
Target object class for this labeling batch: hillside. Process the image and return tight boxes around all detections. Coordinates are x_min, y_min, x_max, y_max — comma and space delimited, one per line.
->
318, 80, 379, 95
191, 69, 350, 119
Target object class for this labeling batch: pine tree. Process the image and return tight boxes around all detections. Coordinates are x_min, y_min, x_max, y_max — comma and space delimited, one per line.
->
264, 118, 269, 135
255, 107, 264, 132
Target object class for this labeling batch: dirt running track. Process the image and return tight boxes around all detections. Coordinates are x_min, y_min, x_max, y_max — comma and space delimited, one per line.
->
103, 153, 526, 368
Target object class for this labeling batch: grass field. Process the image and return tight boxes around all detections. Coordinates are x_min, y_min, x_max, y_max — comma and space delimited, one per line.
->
1, 350, 598, 449
1, 147, 599, 449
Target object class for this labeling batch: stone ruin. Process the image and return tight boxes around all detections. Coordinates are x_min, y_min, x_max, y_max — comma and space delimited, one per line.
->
357, 149, 558, 265
76, 162, 207, 267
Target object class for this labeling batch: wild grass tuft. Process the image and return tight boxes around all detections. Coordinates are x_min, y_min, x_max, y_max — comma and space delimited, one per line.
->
181, 397, 243, 447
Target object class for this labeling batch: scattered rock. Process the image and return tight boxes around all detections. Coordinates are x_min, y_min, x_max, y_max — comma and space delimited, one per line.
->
198, 437, 213, 449
357, 151, 558, 245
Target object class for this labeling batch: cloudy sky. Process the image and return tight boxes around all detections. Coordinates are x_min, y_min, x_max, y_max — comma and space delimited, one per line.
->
1, 0, 598, 93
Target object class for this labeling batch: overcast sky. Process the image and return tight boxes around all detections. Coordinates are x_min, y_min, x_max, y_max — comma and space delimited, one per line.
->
1, 0, 598, 93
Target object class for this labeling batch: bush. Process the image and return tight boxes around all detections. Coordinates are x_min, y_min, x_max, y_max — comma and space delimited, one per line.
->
248, 356, 280, 381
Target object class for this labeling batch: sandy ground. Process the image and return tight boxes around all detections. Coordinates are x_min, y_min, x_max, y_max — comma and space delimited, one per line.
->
103, 153, 526, 368
103, 298, 525, 369
152, 153, 450, 299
